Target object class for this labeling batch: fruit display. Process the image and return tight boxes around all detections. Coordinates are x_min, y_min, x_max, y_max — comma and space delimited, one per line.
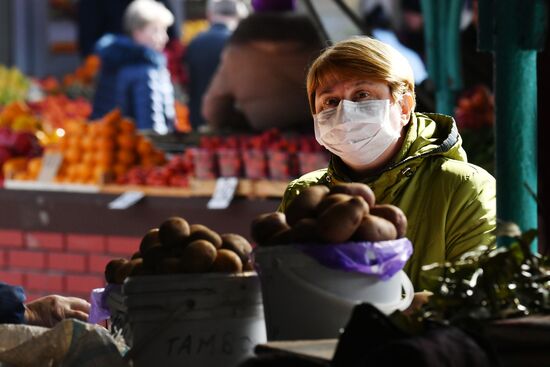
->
0, 66, 30, 105
251, 182, 408, 246
115, 153, 192, 187
50, 109, 166, 184
104, 216, 254, 284
190, 129, 328, 180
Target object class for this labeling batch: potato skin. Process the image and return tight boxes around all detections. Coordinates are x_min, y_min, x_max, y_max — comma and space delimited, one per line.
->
211, 249, 243, 273
221, 233, 252, 263
330, 183, 376, 207
353, 214, 398, 242
264, 227, 293, 247
285, 185, 330, 225
187, 224, 223, 248
180, 240, 218, 273
370, 204, 408, 238
316, 196, 368, 243
314, 193, 353, 217
290, 217, 319, 243
251, 212, 290, 245
159, 217, 190, 248
139, 228, 161, 253
105, 258, 128, 283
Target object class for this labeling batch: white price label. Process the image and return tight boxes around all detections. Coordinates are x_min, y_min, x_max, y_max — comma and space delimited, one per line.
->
108, 191, 145, 210
207, 177, 238, 210
37, 151, 63, 183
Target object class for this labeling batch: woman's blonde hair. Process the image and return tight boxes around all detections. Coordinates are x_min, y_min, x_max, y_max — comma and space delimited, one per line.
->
306, 36, 416, 113
123, 0, 175, 33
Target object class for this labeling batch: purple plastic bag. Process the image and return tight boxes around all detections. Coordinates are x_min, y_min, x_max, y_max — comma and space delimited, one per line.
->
88, 284, 121, 324
296, 238, 413, 280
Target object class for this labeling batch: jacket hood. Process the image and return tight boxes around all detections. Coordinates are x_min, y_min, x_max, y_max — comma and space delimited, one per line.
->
328, 112, 467, 183
94, 34, 166, 71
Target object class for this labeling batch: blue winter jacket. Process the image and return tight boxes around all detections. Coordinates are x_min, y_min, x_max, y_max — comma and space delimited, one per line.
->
0, 282, 26, 324
92, 34, 175, 134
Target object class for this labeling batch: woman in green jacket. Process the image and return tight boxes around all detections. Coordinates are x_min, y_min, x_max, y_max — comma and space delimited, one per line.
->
279, 37, 496, 290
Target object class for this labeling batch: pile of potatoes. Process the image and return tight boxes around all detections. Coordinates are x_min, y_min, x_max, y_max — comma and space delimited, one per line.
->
105, 216, 253, 284
251, 183, 407, 246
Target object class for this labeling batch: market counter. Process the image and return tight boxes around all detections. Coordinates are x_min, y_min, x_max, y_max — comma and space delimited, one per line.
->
0, 180, 284, 301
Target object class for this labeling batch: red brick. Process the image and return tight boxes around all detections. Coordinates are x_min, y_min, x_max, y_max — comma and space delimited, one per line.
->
66, 234, 106, 253
26, 273, 64, 293
88, 254, 113, 274
25, 232, 65, 250
107, 236, 140, 256
8, 250, 46, 270
0, 270, 26, 287
48, 253, 87, 272
0, 229, 24, 248
66, 275, 104, 294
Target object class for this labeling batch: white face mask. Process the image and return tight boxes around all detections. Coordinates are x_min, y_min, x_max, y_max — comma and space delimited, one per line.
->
313, 99, 400, 167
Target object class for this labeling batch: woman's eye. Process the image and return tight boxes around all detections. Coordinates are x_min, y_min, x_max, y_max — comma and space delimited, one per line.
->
355, 91, 370, 100
324, 98, 340, 107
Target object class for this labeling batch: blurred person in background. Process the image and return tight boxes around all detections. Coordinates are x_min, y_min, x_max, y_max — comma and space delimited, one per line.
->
91, 0, 176, 134
77, 0, 178, 58
0, 282, 90, 327
185, 0, 249, 130
201, 0, 324, 133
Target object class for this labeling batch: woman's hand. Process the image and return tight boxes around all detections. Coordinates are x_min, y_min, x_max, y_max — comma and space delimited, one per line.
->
403, 291, 433, 316
24, 295, 91, 327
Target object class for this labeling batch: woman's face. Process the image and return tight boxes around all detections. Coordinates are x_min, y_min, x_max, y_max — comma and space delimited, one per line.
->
314, 78, 406, 133
133, 22, 169, 52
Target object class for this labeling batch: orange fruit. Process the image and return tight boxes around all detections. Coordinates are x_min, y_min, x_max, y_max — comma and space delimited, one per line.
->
136, 138, 154, 156
27, 158, 42, 178
95, 137, 116, 151
81, 136, 94, 151
116, 149, 136, 165
101, 109, 122, 125
64, 147, 82, 164
119, 118, 136, 134
112, 163, 129, 178
117, 134, 136, 150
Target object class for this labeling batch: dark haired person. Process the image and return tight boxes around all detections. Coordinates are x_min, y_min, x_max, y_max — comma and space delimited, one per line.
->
202, 8, 323, 132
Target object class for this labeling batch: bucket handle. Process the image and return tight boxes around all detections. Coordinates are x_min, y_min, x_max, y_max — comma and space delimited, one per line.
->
276, 259, 414, 315
369, 271, 415, 314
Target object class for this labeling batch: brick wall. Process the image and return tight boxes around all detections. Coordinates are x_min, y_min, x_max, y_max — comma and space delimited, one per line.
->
0, 229, 140, 301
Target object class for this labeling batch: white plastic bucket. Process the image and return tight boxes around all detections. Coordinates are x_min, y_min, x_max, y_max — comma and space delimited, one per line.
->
254, 246, 414, 340
121, 272, 266, 367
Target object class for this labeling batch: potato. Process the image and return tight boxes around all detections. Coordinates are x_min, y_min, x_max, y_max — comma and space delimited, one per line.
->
221, 233, 252, 264
290, 218, 319, 243
251, 212, 290, 245
131, 251, 142, 260
105, 258, 128, 283
316, 196, 369, 243
315, 193, 353, 216
243, 260, 254, 271
264, 227, 293, 247
211, 249, 243, 273
142, 245, 169, 272
180, 239, 218, 273
330, 183, 376, 207
129, 259, 146, 276
157, 257, 183, 274
353, 214, 398, 242
159, 216, 190, 248
285, 185, 330, 225
139, 228, 161, 253
114, 260, 135, 284
370, 204, 408, 238
187, 224, 223, 248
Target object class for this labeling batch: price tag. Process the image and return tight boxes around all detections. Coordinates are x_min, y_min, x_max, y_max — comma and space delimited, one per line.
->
207, 177, 238, 210
108, 191, 145, 210
37, 151, 63, 183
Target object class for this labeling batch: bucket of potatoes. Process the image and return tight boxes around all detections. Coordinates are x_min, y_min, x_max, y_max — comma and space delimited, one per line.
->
252, 183, 414, 341
103, 217, 266, 367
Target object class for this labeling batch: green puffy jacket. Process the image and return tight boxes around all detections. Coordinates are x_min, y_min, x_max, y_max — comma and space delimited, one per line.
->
279, 112, 496, 291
